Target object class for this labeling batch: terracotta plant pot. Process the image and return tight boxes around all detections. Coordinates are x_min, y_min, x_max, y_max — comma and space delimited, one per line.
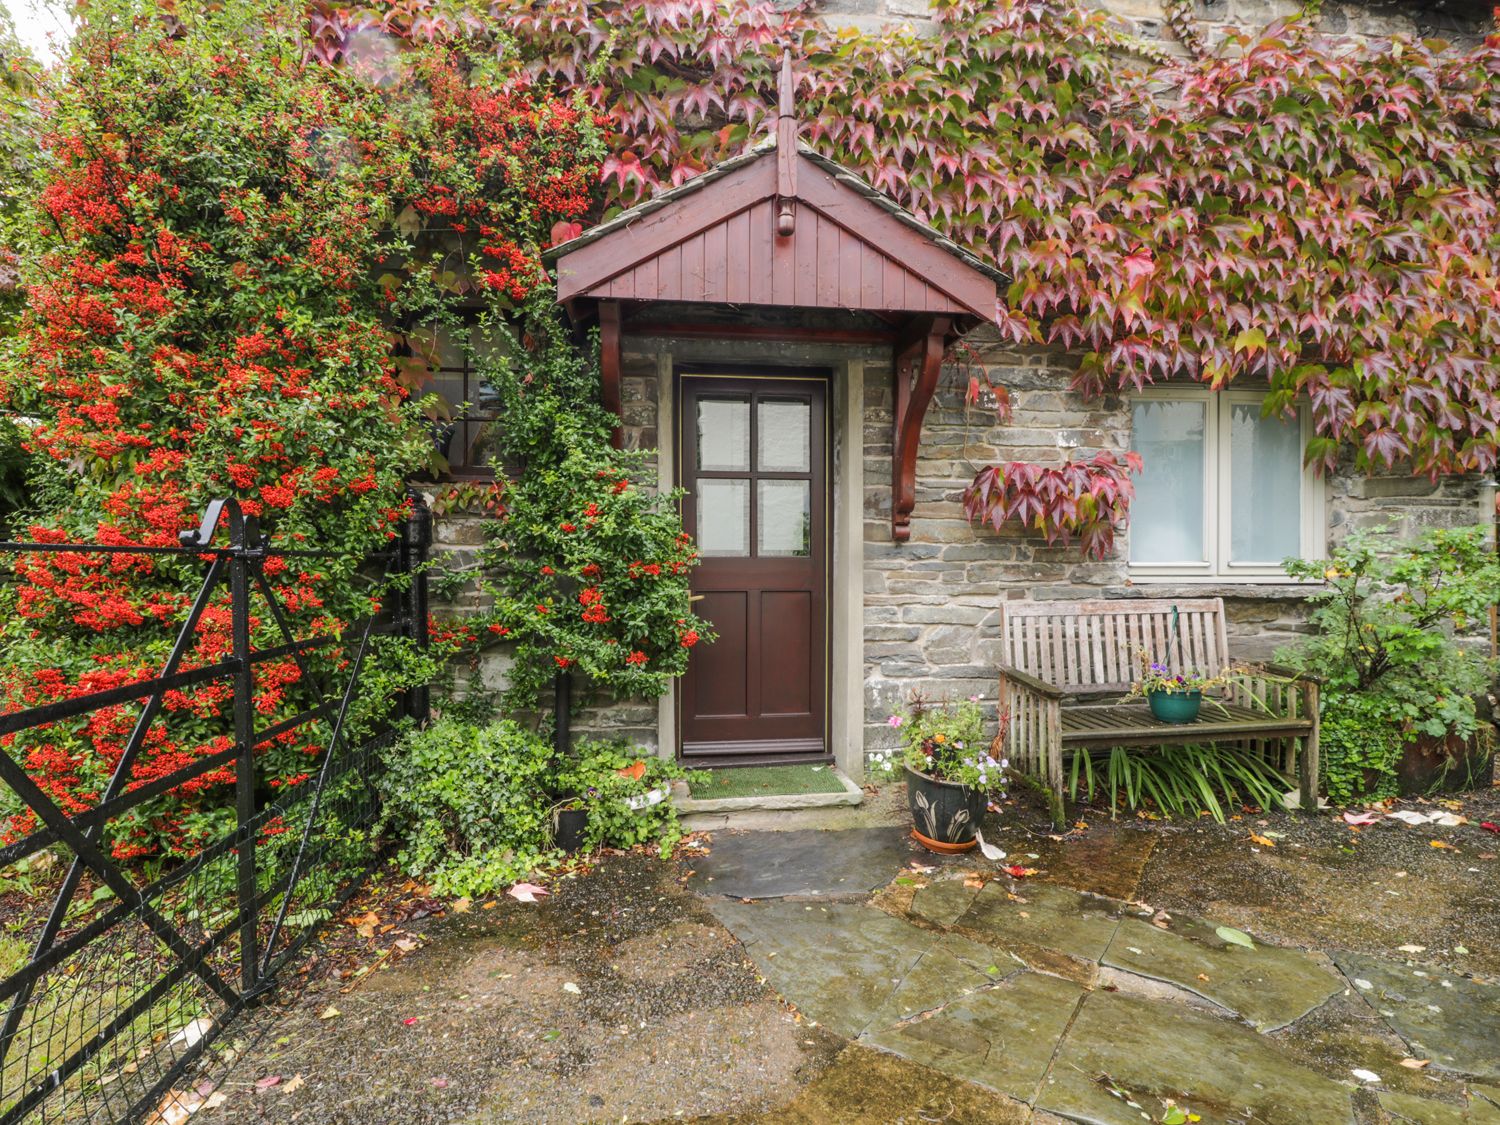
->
1148, 689, 1202, 724
1396, 729, 1496, 797
905, 765, 986, 853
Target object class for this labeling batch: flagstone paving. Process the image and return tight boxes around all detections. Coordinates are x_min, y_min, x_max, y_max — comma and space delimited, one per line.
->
193, 793, 1500, 1125
705, 851, 1500, 1124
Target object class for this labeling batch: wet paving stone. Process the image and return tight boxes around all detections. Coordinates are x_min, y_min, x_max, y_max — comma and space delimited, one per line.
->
863, 971, 1085, 1104
1375, 1089, 1472, 1124
1037, 990, 1357, 1125
1473, 1086, 1500, 1121
708, 899, 935, 1038
686, 827, 915, 899
955, 880, 1123, 967
909, 876, 985, 927
1337, 952, 1500, 1081
1101, 913, 1344, 1031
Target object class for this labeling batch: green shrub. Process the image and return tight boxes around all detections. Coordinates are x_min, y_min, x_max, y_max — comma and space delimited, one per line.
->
378, 718, 556, 897
550, 741, 697, 854
1318, 693, 1404, 805
1281, 525, 1500, 802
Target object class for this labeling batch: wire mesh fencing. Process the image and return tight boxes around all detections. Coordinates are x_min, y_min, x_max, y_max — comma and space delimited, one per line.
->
0, 499, 431, 1123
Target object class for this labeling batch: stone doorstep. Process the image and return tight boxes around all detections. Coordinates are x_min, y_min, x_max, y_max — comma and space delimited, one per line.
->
672, 768, 864, 816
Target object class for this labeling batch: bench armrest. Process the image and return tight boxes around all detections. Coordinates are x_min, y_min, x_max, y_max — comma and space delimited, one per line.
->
1239, 661, 1324, 686
997, 664, 1064, 700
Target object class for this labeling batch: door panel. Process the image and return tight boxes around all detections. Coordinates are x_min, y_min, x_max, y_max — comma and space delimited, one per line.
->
679, 373, 828, 764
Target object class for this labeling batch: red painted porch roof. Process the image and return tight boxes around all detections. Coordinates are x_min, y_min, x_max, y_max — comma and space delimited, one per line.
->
550, 138, 1002, 323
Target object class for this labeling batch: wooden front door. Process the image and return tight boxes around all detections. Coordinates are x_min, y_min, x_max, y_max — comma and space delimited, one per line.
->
678, 372, 829, 764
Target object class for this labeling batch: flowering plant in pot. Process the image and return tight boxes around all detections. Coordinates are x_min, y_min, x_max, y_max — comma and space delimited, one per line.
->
1128, 653, 1232, 724
890, 695, 1007, 854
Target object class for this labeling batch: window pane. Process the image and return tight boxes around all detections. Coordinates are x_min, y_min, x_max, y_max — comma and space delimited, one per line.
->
1230, 402, 1302, 565
1130, 400, 1207, 565
697, 479, 749, 556
697, 399, 750, 471
758, 480, 810, 557
758, 399, 810, 472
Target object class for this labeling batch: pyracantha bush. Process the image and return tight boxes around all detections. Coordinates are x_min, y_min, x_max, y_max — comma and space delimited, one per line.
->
472, 311, 713, 712
0, 0, 601, 859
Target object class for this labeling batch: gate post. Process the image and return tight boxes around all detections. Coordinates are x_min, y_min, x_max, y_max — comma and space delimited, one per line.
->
404, 493, 432, 725
228, 507, 262, 993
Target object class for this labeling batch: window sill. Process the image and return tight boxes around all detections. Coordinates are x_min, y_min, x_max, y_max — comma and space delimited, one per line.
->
1117, 578, 1318, 600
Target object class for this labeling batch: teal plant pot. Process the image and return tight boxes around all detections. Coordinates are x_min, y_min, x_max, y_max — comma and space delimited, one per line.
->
1148, 689, 1202, 724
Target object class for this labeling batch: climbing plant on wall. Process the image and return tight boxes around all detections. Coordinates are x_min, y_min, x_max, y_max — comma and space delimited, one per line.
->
311, 0, 1500, 490
0, 0, 603, 858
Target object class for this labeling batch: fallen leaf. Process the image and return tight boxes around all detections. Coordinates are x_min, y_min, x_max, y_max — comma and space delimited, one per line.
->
1399, 1058, 1430, 1070
146, 1090, 196, 1125
1004, 865, 1038, 878
1480, 822, 1499, 835
562, 982, 581, 995
1429, 840, 1457, 850
280, 1075, 305, 1094
1215, 925, 1255, 950
975, 830, 1006, 861
1387, 810, 1435, 826
507, 883, 550, 904
318, 1005, 340, 1020
254, 1075, 283, 1092
452, 897, 472, 913
1196, 973, 1210, 982
202, 1092, 228, 1111
1343, 811, 1380, 826
168, 1016, 215, 1048
394, 938, 418, 953
348, 911, 380, 939
1397, 944, 1427, 954
1249, 833, 1276, 848
1351, 1068, 1381, 1084
1454, 945, 1470, 955
482, 901, 498, 910
403, 1017, 420, 1026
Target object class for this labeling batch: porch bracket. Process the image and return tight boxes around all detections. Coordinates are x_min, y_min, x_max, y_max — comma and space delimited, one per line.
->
891, 315, 952, 542
599, 299, 624, 449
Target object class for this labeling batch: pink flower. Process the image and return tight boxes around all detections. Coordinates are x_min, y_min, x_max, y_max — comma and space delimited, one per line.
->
887, 714, 904, 728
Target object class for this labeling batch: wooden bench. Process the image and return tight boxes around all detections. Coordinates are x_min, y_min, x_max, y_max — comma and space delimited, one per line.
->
995, 598, 1319, 828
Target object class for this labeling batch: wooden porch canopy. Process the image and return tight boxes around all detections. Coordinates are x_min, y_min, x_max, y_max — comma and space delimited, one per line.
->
548, 54, 1003, 542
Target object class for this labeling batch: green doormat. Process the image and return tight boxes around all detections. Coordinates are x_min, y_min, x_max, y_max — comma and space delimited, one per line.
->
689, 764, 847, 800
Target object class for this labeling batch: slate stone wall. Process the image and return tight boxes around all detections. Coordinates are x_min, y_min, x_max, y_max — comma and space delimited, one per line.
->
856, 331, 1488, 757
816, 0, 1491, 46
432, 328, 1488, 765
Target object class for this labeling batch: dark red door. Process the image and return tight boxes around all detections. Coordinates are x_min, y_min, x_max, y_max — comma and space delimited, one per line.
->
678, 373, 828, 764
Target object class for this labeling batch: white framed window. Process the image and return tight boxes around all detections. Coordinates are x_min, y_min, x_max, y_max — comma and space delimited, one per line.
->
1128, 388, 1325, 581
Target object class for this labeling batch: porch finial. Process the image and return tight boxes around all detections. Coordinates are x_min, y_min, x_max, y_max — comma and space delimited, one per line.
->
775, 49, 797, 236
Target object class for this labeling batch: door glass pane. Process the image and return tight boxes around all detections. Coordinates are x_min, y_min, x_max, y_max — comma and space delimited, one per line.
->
758, 399, 810, 472
758, 480, 810, 557
1130, 399, 1207, 565
697, 399, 750, 471
697, 479, 749, 556
1229, 402, 1302, 565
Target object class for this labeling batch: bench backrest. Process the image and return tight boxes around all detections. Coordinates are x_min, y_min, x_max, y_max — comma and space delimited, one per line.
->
999, 598, 1229, 694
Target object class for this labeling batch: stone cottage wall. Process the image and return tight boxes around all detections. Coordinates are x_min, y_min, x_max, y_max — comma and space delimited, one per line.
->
858, 330, 1489, 758
431, 326, 1488, 766
819, 0, 1491, 47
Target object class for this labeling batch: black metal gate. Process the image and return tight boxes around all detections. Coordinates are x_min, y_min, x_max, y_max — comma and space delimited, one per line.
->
0, 498, 430, 1123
